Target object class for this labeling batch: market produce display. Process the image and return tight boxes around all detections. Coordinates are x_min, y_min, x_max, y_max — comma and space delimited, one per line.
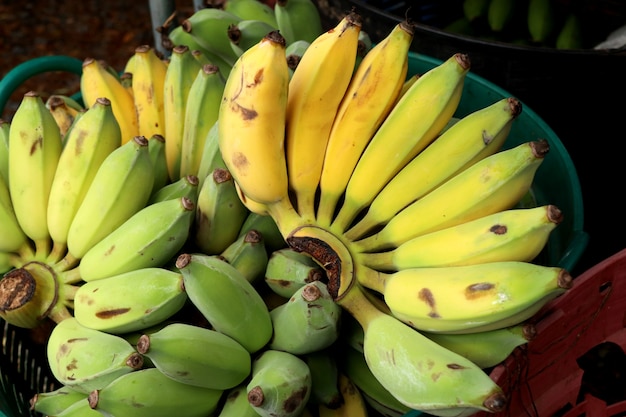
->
0, 1, 576, 416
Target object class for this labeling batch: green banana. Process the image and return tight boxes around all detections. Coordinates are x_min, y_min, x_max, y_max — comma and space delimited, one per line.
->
78, 196, 195, 281
358, 261, 573, 333
246, 349, 312, 417
357, 204, 562, 269
30, 385, 89, 416
179, 64, 226, 178
238, 211, 287, 254
463, 0, 490, 21
527, 0, 554, 43
192, 167, 249, 255
148, 133, 169, 197
274, 0, 324, 45
181, 8, 243, 66
264, 247, 325, 298
556, 13, 583, 49
487, 0, 517, 32
8, 91, 63, 259
135, 322, 251, 390
0, 251, 14, 273
268, 280, 342, 354
228, 19, 278, 52
285, 39, 310, 77
50, 397, 104, 417
87, 367, 224, 417
423, 322, 536, 368
194, 121, 227, 190
175, 252, 273, 353
163, 44, 202, 182
217, 384, 259, 417
0, 168, 30, 255
46, 317, 144, 394
0, 118, 9, 183
220, 229, 269, 283
303, 349, 343, 409
66, 135, 154, 259
223, 0, 278, 28
336, 283, 507, 414
148, 174, 199, 205
73, 267, 187, 333
167, 24, 233, 78
354, 140, 550, 253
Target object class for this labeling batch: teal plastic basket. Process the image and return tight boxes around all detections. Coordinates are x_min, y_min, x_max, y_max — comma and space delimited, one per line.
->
0, 52, 587, 417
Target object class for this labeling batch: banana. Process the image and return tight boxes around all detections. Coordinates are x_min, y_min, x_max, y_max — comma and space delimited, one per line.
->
78, 196, 195, 281
46, 317, 144, 394
29, 385, 88, 416
163, 44, 202, 182
354, 139, 550, 252
345, 97, 522, 240
66, 135, 154, 259
8, 91, 62, 259
0, 252, 14, 273
0, 118, 9, 183
302, 349, 343, 409
285, 39, 310, 77
87, 367, 224, 417
357, 204, 562, 270
148, 133, 170, 196
463, 0, 490, 21
422, 322, 536, 369
331, 53, 471, 233
268, 280, 342, 354
73, 267, 187, 333
46, 97, 121, 260
135, 322, 251, 390
148, 174, 199, 205
228, 19, 278, 52
45, 94, 81, 139
274, 0, 324, 45
192, 167, 250, 255
120, 71, 133, 96
0, 168, 30, 255
218, 30, 302, 234
181, 8, 243, 67
175, 252, 273, 353
264, 247, 325, 298
556, 13, 583, 50
179, 64, 225, 178
357, 261, 573, 333
316, 20, 414, 227
318, 372, 368, 417
246, 349, 312, 417
487, 0, 517, 32
46, 397, 103, 417
80, 57, 139, 144
223, 0, 279, 28
218, 383, 260, 417
167, 24, 233, 78
220, 229, 269, 283
336, 283, 507, 414
285, 11, 361, 220
131, 44, 168, 139
527, 0, 553, 44
238, 210, 287, 254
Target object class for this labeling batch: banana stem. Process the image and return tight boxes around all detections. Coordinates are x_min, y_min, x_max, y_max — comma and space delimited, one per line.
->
58, 266, 83, 285
34, 238, 52, 261
267, 197, 308, 238
53, 251, 80, 274
336, 283, 385, 333
47, 240, 68, 265
16, 240, 36, 263
355, 266, 388, 295
353, 250, 394, 271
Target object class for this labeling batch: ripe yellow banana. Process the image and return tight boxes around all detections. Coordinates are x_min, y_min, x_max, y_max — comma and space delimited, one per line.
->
357, 204, 562, 269
345, 97, 522, 240
357, 261, 573, 333
354, 139, 550, 252
316, 20, 414, 227
0, 168, 30, 255
8, 91, 62, 259
131, 45, 168, 139
80, 57, 139, 144
45, 94, 82, 139
285, 11, 361, 221
0, 118, 9, 183
331, 53, 471, 233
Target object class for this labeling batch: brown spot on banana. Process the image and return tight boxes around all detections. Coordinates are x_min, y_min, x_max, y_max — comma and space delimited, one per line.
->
418, 288, 440, 319
95, 308, 131, 319
465, 282, 496, 299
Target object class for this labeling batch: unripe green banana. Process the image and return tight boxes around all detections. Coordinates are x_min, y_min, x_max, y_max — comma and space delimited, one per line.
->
195, 121, 227, 190
285, 39, 310, 77
148, 174, 199, 205
556, 13, 583, 49
8, 91, 62, 258
246, 349, 312, 417
337, 284, 507, 414
66, 135, 154, 259
73, 267, 187, 333
175, 253, 273, 353
78, 196, 195, 281
228, 19, 278, 52
303, 349, 343, 409
179, 64, 226, 178
30, 385, 88, 416
238, 211, 286, 253
87, 367, 224, 417
220, 229, 269, 283
527, 0, 554, 43
136, 322, 251, 390
0, 169, 29, 254
0, 118, 9, 183
51, 397, 104, 417
148, 133, 169, 197
193, 167, 249, 255
264, 247, 325, 298
274, 0, 324, 45
46, 317, 144, 394
487, 0, 517, 32
218, 384, 259, 417
268, 280, 342, 354
423, 322, 536, 369
223, 0, 278, 28
0, 251, 14, 273
358, 261, 573, 334
463, 0, 490, 21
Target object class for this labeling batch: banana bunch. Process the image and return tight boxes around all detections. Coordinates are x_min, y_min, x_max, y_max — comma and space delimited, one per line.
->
215, 9, 576, 416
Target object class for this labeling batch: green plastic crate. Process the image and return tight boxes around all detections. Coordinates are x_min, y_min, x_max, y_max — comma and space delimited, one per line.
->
0, 51, 587, 417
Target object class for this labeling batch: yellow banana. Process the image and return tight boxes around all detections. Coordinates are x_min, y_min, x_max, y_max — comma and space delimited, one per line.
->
0, 169, 30, 255
131, 44, 168, 139
45, 94, 82, 139
80, 57, 139, 144
331, 53, 471, 233
218, 30, 301, 235
316, 20, 414, 227
285, 11, 362, 221
8, 91, 62, 259
354, 140, 550, 252
318, 373, 368, 417
345, 97, 522, 240
0, 118, 9, 183
357, 204, 563, 269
